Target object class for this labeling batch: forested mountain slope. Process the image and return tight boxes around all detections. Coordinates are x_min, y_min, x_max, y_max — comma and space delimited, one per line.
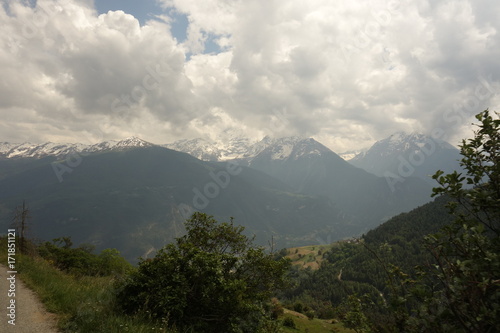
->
283, 195, 454, 318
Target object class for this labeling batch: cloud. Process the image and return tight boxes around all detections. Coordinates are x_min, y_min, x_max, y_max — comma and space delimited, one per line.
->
0, 0, 499, 152
165, 0, 500, 149
0, 0, 195, 143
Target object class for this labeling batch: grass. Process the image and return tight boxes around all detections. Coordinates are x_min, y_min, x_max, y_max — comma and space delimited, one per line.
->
285, 244, 333, 270
280, 309, 355, 333
9, 255, 176, 332
0, 237, 175, 332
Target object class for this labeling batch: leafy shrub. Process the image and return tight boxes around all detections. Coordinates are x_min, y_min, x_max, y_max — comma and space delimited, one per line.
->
116, 213, 290, 333
305, 309, 315, 320
269, 298, 284, 320
37, 237, 131, 276
282, 316, 296, 328
293, 302, 304, 313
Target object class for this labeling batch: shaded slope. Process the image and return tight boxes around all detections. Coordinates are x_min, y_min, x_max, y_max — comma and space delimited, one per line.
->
0, 147, 346, 262
236, 138, 433, 234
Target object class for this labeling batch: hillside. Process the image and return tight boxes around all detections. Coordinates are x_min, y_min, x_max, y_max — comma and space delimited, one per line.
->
285, 244, 334, 270
283, 195, 455, 318
232, 137, 434, 233
0, 146, 347, 262
0, 135, 447, 263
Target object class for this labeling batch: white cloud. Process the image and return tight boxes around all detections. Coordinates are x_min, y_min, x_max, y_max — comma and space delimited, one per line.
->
0, 0, 499, 152
0, 0, 197, 144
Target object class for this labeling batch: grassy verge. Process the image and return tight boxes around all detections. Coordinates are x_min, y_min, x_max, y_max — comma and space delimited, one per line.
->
0, 237, 174, 332
281, 310, 355, 333
19, 256, 164, 332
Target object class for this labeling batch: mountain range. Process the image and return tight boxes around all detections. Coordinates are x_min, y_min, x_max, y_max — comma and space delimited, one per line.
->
163, 137, 257, 161
0, 133, 461, 262
0, 137, 153, 159
348, 132, 462, 184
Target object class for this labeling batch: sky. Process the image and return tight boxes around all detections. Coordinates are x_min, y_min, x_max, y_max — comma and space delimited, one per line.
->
0, 0, 499, 153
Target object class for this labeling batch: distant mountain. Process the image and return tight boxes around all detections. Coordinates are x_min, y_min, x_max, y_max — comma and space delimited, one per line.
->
0, 145, 348, 262
0, 134, 445, 262
0, 137, 153, 159
165, 135, 332, 162
0, 141, 84, 159
165, 135, 435, 232
230, 136, 434, 233
164, 137, 257, 161
338, 149, 366, 161
247, 136, 325, 161
349, 132, 462, 184
238, 136, 332, 166
163, 138, 222, 161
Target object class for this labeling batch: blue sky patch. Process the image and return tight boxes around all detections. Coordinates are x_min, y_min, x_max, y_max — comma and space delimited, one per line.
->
95, 0, 188, 44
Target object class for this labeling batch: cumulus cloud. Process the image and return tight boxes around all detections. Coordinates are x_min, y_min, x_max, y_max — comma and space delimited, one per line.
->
0, 0, 499, 151
161, 0, 500, 150
0, 0, 195, 143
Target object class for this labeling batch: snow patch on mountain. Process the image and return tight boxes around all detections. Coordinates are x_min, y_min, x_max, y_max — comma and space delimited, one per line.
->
386, 132, 455, 153
164, 135, 329, 162
164, 138, 222, 161
351, 131, 456, 162
0, 137, 154, 159
218, 137, 256, 160
270, 143, 294, 160
338, 149, 366, 161
349, 131, 461, 180
164, 136, 259, 161
244, 136, 334, 163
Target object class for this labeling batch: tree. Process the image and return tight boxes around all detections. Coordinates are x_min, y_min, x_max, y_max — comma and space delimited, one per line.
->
11, 200, 31, 254
411, 110, 500, 332
341, 295, 371, 333
116, 213, 290, 333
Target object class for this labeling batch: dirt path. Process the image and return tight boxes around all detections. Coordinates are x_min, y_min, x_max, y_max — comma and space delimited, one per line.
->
0, 264, 59, 332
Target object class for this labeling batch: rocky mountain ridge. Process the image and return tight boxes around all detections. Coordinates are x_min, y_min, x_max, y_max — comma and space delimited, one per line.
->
0, 137, 153, 159
349, 131, 462, 183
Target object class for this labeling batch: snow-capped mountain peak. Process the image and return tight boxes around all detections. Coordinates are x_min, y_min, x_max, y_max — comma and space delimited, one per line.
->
163, 135, 330, 162
163, 138, 223, 161
87, 137, 154, 152
114, 136, 153, 148
245, 136, 333, 162
338, 149, 367, 161
349, 131, 461, 180
374, 131, 455, 157
0, 137, 155, 159
0, 141, 84, 159
164, 135, 263, 161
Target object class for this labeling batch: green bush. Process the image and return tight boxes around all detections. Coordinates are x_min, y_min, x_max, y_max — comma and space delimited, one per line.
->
283, 316, 296, 328
37, 237, 131, 276
305, 309, 316, 320
293, 302, 304, 313
116, 213, 290, 333
269, 298, 284, 320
